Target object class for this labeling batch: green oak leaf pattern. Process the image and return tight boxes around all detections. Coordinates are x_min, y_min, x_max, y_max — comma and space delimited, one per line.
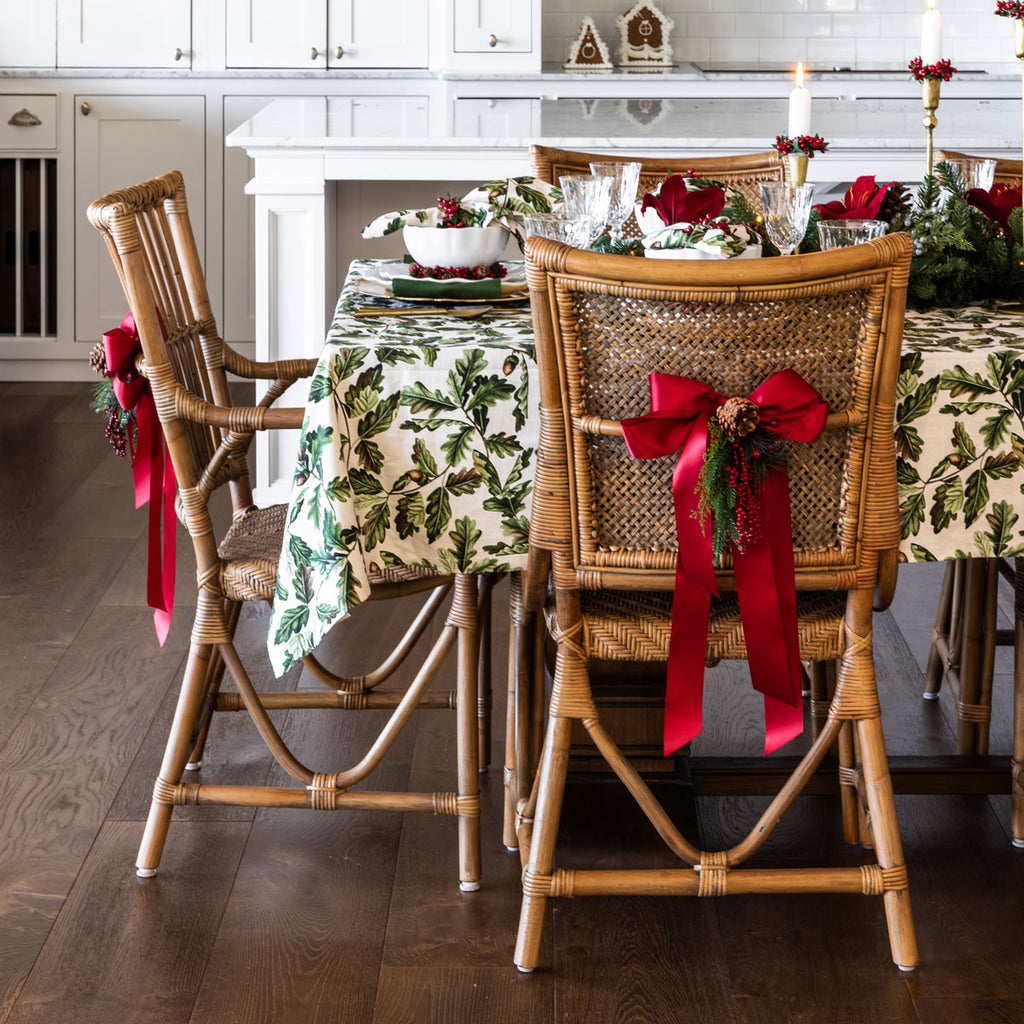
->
898, 304, 1024, 562
268, 259, 537, 676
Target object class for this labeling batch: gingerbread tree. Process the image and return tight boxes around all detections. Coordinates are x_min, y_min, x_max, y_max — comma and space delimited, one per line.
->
564, 16, 613, 71
616, 2, 674, 69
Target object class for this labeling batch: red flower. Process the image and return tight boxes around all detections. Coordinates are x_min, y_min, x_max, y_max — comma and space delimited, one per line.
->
966, 183, 1023, 235
813, 175, 895, 221
640, 174, 726, 226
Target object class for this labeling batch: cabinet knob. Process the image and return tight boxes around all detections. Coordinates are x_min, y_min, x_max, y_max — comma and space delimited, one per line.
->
335, 46, 344, 59
80, 102, 90, 116
489, 34, 498, 47
174, 47, 183, 61
310, 46, 319, 60
7, 108, 42, 127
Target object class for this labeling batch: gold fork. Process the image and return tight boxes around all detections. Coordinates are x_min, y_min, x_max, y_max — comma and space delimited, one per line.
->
353, 306, 496, 319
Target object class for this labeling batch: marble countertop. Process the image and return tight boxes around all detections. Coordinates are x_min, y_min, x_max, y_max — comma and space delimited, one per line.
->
227, 94, 1023, 153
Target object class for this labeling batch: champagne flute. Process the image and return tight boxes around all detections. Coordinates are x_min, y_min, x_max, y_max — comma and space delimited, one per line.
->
759, 183, 815, 256
588, 161, 642, 241
559, 174, 614, 246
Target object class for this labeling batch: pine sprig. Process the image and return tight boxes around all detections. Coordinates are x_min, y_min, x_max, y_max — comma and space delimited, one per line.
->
695, 420, 787, 562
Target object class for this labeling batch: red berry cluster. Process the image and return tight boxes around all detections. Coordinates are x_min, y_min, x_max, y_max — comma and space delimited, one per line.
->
408, 262, 508, 280
995, 1, 1024, 17
105, 407, 129, 458
728, 442, 762, 553
907, 57, 957, 81
774, 133, 829, 157
437, 195, 467, 228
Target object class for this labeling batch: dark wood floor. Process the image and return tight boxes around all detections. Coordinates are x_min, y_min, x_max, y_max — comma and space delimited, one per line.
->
3, 381, 1024, 1024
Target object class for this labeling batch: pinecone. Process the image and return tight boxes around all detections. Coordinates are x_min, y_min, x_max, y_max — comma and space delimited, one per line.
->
716, 396, 759, 437
89, 342, 107, 375
878, 183, 914, 228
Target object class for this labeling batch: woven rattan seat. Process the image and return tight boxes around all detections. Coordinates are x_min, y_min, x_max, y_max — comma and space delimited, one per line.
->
566, 589, 847, 666
89, 170, 489, 892
510, 234, 919, 974
530, 145, 784, 230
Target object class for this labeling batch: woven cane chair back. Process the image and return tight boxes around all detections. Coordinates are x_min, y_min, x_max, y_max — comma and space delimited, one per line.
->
530, 145, 784, 232
525, 234, 913, 593
87, 170, 248, 518
936, 149, 1022, 187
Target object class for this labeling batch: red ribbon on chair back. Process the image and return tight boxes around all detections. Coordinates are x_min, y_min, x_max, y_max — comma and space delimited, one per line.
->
621, 369, 828, 757
103, 311, 176, 646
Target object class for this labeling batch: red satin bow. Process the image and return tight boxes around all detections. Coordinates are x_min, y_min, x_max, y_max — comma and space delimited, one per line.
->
621, 369, 828, 757
103, 311, 176, 646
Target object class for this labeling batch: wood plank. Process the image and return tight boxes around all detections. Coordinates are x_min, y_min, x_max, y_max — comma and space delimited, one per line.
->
372, 966, 551, 1024
0, 604, 187, 1021
4, 820, 248, 1024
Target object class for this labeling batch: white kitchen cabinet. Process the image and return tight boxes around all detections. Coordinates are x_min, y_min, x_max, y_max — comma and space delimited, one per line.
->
226, 0, 427, 69
452, 98, 537, 137
453, 0, 531, 54
0, 1, 56, 68
74, 94, 205, 343
57, 0, 192, 68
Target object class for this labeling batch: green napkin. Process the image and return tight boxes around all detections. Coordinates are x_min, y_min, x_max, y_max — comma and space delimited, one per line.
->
392, 276, 502, 300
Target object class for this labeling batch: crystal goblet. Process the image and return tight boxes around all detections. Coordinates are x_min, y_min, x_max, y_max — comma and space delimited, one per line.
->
817, 219, 888, 250
588, 161, 642, 241
559, 174, 614, 245
522, 212, 592, 249
759, 183, 815, 257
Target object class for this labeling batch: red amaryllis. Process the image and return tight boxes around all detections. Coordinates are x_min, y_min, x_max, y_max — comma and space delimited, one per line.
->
813, 175, 895, 221
966, 183, 1023, 235
640, 174, 726, 226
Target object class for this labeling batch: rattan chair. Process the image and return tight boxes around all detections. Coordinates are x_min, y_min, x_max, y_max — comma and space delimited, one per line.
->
530, 144, 785, 232
936, 149, 1022, 186
512, 233, 918, 972
88, 170, 487, 891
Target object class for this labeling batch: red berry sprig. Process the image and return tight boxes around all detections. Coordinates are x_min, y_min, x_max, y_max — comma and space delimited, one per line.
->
409, 262, 508, 280
995, 1, 1024, 16
908, 57, 957, 81
775, 133, 829, 157
437, 194, 467, 229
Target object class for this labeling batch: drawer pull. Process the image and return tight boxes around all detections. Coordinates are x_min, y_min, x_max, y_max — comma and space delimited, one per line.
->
310, 46, 319, 60
489, 34, 498, 47
336, 45, 344, 58
174, 47, 183, 61
7, 108, 42, 127
81, 102, 90, 116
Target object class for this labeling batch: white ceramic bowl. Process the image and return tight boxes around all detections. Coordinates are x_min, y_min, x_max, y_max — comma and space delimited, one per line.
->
402, 223, 508, 267
644, 244, 762, 260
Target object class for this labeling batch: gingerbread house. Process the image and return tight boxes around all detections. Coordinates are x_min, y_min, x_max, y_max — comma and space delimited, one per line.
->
564, 17, 614, 71
615, 2, 674, 69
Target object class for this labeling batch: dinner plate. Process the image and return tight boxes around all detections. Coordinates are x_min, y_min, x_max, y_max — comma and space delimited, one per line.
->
353, 261, 529, 304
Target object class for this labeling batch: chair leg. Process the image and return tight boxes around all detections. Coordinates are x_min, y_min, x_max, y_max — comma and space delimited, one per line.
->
476, 574, 494, 772
924, 560, 957, 699
808, 659, 835, 740
955, 558, 990, 755
837, 720, 861, 845
1013, 558, 1024, 848
856, 713, 919, 971
136, 641, 217, 877
514, 715, 573, 972
452, 575, 482, 891
186, 599, 242, 769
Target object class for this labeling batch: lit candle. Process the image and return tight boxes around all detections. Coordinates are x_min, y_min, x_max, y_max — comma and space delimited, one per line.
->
788, 62, 812, 138
921, 0, 943, 66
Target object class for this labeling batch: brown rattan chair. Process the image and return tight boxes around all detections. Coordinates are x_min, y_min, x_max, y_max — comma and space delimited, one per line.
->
88, 170, 487, 891
530, 144, 785, 232
512, 233, 918, 972
936, 149, 1022, 187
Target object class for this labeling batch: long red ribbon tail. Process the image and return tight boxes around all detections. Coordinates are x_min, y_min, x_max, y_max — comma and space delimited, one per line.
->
132, 394, 176, 647
731, 467, 804, 755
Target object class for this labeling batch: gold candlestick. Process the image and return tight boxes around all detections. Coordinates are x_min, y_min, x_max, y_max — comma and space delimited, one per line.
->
1016, 20, 1024, 176
787, 153, 808, 187
922, 77, 941, 177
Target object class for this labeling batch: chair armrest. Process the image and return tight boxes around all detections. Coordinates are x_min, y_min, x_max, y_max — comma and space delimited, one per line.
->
221, 341, 319, 382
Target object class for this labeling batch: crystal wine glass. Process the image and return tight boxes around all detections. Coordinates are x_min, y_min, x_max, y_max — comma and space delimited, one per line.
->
759, 183, 815, 256
559, 174, 614, 245
588, 161, 642, 241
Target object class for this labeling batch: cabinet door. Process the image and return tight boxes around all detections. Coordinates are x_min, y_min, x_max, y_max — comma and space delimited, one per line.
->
453, 0, 531, 53
58, 0, 192, 68
0, 0, 56, 68
75, 95, 205, 342
226, 0, 327, 68
327, 0, 428, 68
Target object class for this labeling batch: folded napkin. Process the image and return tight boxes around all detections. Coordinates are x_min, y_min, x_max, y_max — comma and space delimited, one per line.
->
391, 276, 503, 300
361, 176, 563, 248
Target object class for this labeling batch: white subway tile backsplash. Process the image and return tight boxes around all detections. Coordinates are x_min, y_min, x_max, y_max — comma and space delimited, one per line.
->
542, 1, 1014, 71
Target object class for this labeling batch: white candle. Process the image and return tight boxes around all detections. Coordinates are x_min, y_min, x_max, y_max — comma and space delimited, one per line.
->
788, 62, 812, 138
921, 0, 943, 65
